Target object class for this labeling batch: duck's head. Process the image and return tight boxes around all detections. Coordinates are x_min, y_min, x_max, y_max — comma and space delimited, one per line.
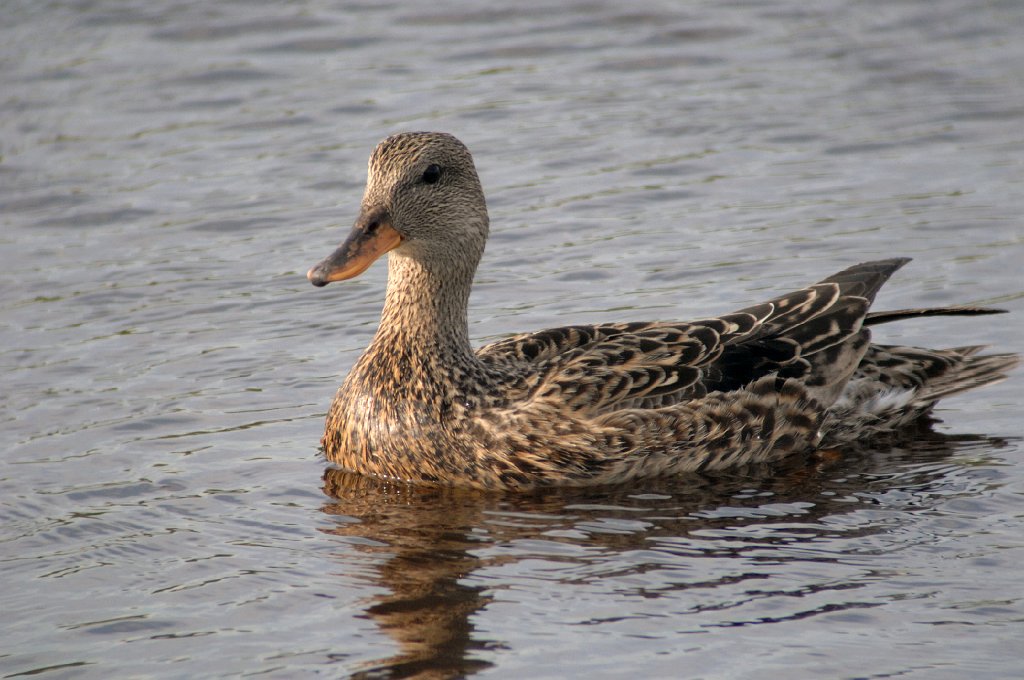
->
307, 132, 489, 287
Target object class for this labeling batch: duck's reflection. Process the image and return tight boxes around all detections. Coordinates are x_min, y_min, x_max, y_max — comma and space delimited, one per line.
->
321, 474, 496, 678
320, 429, 1011, 678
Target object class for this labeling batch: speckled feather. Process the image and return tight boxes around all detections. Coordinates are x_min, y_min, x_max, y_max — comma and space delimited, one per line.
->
311, 132, 1018, 489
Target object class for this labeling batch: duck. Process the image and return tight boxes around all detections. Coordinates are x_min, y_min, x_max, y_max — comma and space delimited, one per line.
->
307, 131, 1018, 489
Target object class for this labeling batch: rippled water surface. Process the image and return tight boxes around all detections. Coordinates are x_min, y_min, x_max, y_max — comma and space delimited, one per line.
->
3, 1, 1023, 677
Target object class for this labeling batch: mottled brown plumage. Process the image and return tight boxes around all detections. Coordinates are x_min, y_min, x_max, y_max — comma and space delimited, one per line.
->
306, 132, 1018, 489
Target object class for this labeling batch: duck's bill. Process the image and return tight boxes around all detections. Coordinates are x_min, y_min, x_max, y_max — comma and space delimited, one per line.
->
307, 216, 402, 287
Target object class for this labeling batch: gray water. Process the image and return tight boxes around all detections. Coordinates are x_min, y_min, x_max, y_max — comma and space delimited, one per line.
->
3, 1, 1023, 678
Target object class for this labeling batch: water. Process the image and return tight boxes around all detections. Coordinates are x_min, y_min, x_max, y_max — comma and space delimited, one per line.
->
2, 1, 1023, 677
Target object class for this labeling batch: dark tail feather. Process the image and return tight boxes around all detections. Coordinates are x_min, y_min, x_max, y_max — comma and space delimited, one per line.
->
865, 306, 1008, 327
916, 349, 1020, 402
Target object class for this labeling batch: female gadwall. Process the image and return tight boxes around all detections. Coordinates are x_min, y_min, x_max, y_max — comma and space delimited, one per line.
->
307, 131, 1018, 489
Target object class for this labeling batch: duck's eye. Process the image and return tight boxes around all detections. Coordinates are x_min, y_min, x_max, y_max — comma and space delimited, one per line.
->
421, 164, 442, 185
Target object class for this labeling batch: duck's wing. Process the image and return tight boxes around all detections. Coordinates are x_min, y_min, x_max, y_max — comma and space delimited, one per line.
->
478, 259, 919, 414
693, 259, 921, 401
476, 320, 728, 410
485, 321, 731, 410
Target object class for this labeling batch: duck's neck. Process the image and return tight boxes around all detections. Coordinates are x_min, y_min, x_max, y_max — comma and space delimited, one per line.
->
369, 250, 479, 376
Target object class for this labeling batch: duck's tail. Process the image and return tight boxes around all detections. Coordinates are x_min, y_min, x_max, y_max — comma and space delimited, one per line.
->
805, 265, 1019, 443
823, 343, 1019, 444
